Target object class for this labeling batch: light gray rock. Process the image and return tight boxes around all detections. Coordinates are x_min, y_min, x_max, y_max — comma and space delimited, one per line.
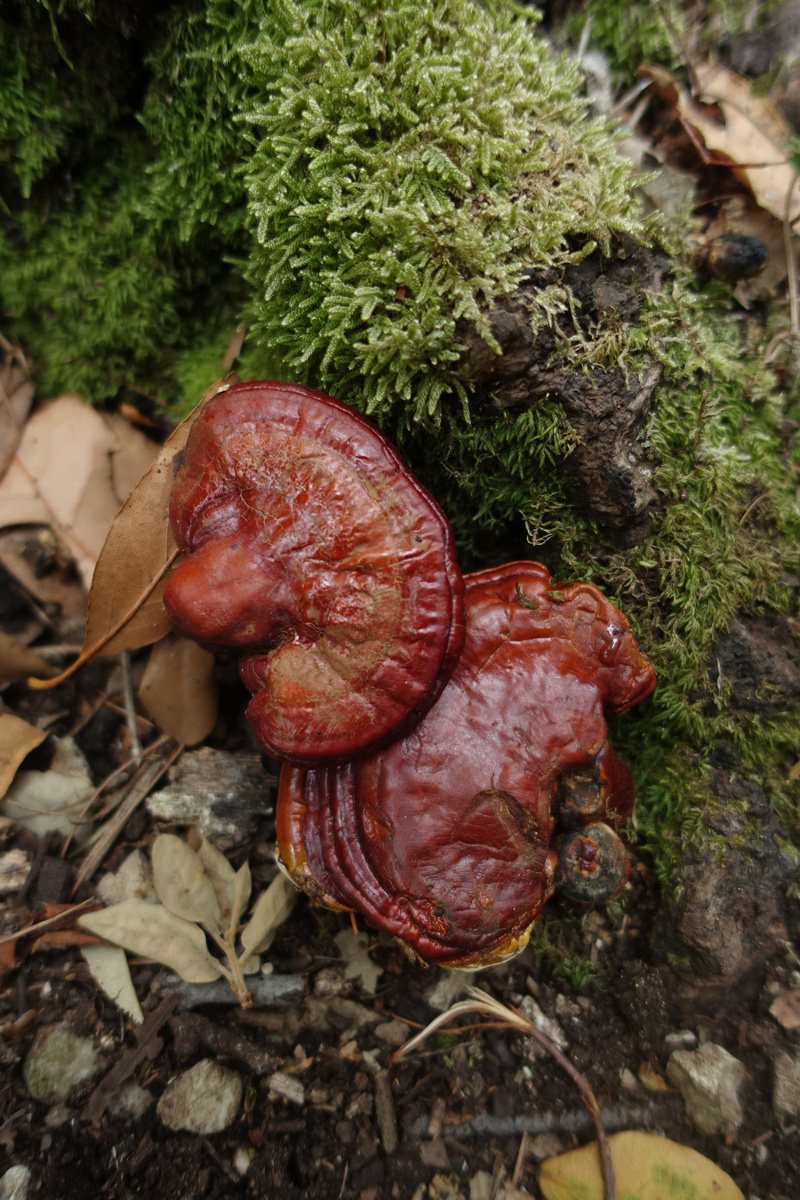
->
108, 1080, 154, 1121
773, 1050, 800, 1118
146, 748, 270, 848
666, 1042, 746, 1134
664, 1029, 698, 1051
157, 1058, 242, 1133
23, 1025, 99, 1102
268, 1071, 305, 1107
0, 1166, 32, 1200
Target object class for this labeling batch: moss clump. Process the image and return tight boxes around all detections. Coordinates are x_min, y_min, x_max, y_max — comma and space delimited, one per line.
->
240, 0, 653, 425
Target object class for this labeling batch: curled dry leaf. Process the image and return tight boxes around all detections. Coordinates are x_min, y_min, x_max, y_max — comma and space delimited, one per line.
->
0, 713, 47, 803
29, 377, 235, 689
78, 897, 223, 984
0, 527, 87, 620
0, 629, 54, 683
0, 710, 47, 806
138, 632, 218, 747
647, 60, 800, 226
0, 351, 35, 481
239, 874, 297, 958
539, 1130, 745, 1200
151, 834, 222, 932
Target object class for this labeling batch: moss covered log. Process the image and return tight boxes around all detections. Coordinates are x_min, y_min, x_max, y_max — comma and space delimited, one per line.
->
2, 0, 799, 901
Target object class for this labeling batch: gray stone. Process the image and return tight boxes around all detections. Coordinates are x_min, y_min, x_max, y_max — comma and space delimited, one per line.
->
664, 1029, 698, 1050
23, 1025, 99, 1102
773, 1051, 800, 1118
147, 748, 270, 848
419, 1138, 450, 1170
157, 1058, 243, 1133
666, 1042, 746, 1134
44, 1103, 73, 1127
268, 1071, 305, 1107
108, 1080, 154, 1121
0, 1166, 32, 1200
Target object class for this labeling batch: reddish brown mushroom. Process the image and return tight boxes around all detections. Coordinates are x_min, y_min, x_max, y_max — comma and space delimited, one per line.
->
164, 381, 465, 764
277, 562, 656, 966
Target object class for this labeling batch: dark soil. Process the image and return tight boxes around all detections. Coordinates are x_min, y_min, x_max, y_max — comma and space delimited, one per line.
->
2, 780, 800, 1200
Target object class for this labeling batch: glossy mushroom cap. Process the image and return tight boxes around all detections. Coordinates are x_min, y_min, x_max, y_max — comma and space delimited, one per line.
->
277, 562, 656, 966
164, 381, 465, 764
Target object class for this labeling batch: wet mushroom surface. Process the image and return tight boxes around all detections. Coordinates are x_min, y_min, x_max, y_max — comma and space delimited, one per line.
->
277, 561, 657, 965
164, 380, 465, 765
165, 383, 656, 964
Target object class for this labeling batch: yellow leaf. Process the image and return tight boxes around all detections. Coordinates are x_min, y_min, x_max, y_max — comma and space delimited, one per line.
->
539, 1131, 745, 1200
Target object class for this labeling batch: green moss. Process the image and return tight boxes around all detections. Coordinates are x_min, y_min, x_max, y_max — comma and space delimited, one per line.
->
240, 0, 653, 427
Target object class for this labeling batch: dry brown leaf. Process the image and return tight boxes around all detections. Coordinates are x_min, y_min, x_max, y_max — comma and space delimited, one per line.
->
0, 630, 54, 682
101, 412, 161, 505
138, 633, 218, 746
539, 1130, 745, 1200
0, 396, 122, 589
0, 712, 47, 801
679, 62, 800, 226
31, 377, 235, 688
0, 353, 35, 483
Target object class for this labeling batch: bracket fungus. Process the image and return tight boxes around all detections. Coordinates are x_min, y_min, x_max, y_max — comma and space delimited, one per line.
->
167, 383, 656, 966
165, 381, 465, 764
277, 563, 656, 966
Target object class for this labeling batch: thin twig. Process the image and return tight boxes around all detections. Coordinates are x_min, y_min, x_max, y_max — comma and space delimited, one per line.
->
512, 1131, 529, 1187
119, 651, 142, 765
783, 168, 800, 338
70, 744, 182, 895
0, 900, 97, 952
391, 987, 615, 1200
60, 733, 170, 858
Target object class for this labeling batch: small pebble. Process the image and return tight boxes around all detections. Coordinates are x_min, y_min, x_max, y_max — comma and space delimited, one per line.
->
157, 1059, 243, 1133
664, 1029, 698, 1050
268, 1071, 305, 1107
0, 1166, 32, 1200
233, 1147, 252, 1177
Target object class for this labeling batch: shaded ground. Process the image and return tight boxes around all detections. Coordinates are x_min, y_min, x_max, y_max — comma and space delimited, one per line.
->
1, 732, 799, 1200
